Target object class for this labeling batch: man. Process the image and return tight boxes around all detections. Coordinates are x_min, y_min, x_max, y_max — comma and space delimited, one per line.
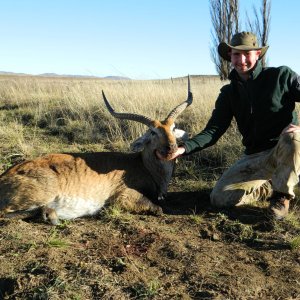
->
160, 31, 300, 219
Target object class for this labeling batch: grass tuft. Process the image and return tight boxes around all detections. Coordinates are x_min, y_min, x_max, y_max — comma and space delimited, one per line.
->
289, 236, 300, 250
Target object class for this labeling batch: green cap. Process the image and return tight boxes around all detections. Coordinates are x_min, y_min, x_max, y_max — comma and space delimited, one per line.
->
218, 31, 269, 61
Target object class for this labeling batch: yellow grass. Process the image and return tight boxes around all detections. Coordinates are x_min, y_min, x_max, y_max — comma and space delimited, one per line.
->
0, 74, 240, 180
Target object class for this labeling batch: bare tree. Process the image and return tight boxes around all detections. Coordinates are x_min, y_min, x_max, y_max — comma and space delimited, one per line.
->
246, 0, 271, 67
210, 0, 239, 80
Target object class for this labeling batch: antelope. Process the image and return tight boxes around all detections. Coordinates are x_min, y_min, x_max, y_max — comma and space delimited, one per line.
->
0, 77, 193, 225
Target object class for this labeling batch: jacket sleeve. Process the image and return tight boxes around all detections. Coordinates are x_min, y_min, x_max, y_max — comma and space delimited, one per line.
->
183, 85, 233, 155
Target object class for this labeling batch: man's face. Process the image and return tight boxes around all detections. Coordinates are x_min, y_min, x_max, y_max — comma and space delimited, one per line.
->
230, 49, 261, 76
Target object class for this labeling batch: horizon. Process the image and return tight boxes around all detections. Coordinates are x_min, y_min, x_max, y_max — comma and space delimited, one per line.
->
0, 70, 219, 79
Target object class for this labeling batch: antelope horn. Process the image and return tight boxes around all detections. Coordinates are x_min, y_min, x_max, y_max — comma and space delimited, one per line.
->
166, 75, 193, 121
102, 91, 154, 127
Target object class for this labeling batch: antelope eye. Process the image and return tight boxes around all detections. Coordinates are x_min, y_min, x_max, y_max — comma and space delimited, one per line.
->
150, 130, 157, 136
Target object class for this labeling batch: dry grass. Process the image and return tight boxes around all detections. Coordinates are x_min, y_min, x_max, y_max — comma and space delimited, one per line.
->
0, 74, 238, 176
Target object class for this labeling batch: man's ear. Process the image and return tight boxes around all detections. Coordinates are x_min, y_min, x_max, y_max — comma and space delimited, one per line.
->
228, 50, 232, 59
256, 50, 262, 58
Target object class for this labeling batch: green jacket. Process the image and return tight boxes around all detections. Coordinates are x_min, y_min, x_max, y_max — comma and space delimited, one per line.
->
184, 62, 300, 155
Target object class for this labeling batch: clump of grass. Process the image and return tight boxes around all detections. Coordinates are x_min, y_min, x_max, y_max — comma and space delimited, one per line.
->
47, 237, 69, 248
289, 236, 300, 250
228, 221, 256, 241
147, 279, 161, 296
104, 257, 127, 274
129, 279, 161, 298
47, 227, 69, 248
102, 205, 123, 220
285, 213, 300, 229
272, 211, 300, 235
214, 213, 256, 241
100, 205, 133, 224
189, 210, 204, 224
47, 235, 70, 247
19, 241, 37, 252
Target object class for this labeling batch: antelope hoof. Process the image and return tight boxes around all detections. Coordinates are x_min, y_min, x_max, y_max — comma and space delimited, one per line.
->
152, 205, 163, 216
42, 207, 60, 225
158, 193, 167, 201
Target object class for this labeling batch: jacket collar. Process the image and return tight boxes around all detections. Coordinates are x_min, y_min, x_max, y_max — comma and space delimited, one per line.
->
229, 61, 263, 81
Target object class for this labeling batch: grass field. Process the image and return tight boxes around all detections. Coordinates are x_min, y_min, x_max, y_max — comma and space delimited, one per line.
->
0, 75, 299, 299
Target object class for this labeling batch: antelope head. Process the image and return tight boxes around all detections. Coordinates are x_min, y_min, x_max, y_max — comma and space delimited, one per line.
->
102, 76, 193, 160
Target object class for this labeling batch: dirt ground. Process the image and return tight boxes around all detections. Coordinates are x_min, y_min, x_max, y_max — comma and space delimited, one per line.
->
0, 187, 299, 300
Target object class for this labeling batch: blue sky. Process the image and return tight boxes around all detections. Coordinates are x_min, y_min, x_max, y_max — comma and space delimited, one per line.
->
1, 0, 300, 79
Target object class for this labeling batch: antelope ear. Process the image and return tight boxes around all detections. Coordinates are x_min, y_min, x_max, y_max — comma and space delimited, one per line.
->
130, 131, 151, 152
174, 128, 188, 141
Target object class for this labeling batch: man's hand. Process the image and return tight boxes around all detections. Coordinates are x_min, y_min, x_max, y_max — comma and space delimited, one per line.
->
282, 124, 300, 134
156, 146, 186, 161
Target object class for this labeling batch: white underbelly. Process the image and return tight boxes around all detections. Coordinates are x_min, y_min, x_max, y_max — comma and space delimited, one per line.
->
47, 196, 105, 220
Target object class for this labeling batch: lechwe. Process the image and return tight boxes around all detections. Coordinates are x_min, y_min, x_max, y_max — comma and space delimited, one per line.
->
0, 77, 193, 225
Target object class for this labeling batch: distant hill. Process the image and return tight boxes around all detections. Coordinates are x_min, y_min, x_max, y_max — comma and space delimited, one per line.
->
0, 71, 131, 80
104, 76, 131, 80
0, 71, 218, 81
0, 71, 28, 76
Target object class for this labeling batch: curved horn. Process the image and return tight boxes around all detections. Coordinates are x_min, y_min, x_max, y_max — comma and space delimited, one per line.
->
166, 75, 193, 121
102, 91, 154, 127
